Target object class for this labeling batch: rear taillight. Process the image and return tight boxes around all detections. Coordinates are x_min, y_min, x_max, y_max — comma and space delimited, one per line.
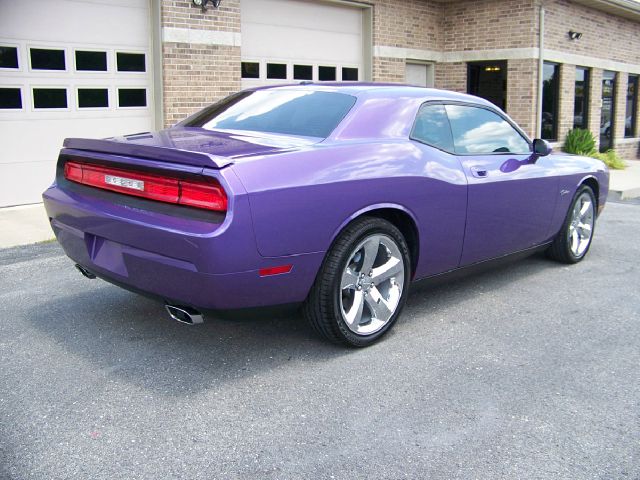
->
63, 160, 227, 212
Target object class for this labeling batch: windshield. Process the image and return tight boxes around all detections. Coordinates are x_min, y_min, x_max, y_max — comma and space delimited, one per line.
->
181, 90, 357, 138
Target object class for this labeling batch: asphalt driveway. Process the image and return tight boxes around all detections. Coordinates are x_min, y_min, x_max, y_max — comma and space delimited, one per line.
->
1, 201, 639, 479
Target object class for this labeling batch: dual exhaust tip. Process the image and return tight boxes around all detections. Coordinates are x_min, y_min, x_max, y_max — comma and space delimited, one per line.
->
165, 304, 204, 325
75, 263, 204, 325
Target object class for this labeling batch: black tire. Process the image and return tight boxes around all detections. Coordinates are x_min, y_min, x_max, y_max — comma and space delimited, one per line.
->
547, 185, 597, 264
303, 216, 412, 347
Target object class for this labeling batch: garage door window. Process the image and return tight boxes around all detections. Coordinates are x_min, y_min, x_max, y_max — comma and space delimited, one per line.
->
0, 46, 19, 69
342, 67, 358, 81
267, 63, 286, 79
116, 52, 145, 72
294, 65, 312, 81
33, 88, 67, 109
30, 48, 65, 70
78, 88, 109, 108
118, 88, 146, 107
241, 62, 260, 79
75, 50, 107, 71
0, 88, 22, 109
319, 66, 336, 81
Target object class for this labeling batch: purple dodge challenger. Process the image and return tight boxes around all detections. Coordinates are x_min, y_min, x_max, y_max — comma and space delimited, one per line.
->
43, 83, 609, 346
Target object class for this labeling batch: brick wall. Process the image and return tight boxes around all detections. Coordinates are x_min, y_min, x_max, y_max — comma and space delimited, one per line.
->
161, 0, 241, 126
442, 0, 538, 51
543, 0, 640, 65
372, 0, 443, 52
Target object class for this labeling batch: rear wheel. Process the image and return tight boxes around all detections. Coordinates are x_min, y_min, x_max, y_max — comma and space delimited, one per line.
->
303, 217, 411, 347
547, 185, 596, 263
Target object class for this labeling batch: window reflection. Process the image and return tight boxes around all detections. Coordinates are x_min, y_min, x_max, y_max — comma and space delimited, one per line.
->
412, 104, 454, 152
446, 105, 530, 154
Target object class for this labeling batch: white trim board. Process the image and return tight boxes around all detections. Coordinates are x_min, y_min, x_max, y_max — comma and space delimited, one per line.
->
374, 45, 640, 74
162, 27, 241, 47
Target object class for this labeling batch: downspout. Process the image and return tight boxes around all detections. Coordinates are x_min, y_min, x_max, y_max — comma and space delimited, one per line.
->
536, 5, 545, 138
150, 0, 164, 130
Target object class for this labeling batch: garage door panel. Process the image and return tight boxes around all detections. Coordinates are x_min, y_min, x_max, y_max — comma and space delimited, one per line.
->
0, 0, 153, 206
243, 25, 362, 65
241, 0, 365, 87
0, 0, 149, 47
242, 0, 362, 34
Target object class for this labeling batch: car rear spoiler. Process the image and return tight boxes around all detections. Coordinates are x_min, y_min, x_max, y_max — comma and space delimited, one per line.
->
63, 138, 233, 169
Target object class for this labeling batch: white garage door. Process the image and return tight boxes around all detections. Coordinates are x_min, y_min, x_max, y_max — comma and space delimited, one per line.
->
0, 0, 154, 207
241, 0, 365, 89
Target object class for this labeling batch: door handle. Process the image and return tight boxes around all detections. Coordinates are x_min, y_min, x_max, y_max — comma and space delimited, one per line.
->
470, 167, 488, 178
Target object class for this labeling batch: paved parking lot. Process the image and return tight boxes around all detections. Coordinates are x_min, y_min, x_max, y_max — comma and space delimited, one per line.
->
1, 201, 639, 479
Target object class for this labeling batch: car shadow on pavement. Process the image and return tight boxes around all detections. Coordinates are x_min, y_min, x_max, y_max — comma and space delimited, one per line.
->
25, 251, 553, 396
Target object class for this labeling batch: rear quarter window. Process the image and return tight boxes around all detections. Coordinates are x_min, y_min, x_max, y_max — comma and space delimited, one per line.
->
183, 90, 356, 138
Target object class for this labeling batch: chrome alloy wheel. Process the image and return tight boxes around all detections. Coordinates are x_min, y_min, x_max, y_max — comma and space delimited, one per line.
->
339, 234, 405, 335
569, 191, 595, 257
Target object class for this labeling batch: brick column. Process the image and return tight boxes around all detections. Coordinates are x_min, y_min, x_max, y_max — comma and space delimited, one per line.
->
506, 58, 538, 139
587, 68, 603, 150
613, 73, 629, 143
161, 0, 241, 127
557, 63, 576, 144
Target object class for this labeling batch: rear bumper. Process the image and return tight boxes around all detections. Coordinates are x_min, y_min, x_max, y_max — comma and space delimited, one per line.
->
43, 180, 322, 311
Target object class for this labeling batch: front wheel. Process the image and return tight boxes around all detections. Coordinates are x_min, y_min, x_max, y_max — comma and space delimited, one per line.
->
303, 217, 411, 347
547, 185, 596, 263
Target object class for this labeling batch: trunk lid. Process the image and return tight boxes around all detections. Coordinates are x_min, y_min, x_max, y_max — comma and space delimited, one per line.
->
64, 127, 317, 169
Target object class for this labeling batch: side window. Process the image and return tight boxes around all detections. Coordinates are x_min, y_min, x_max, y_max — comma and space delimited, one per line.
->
411, 104, 454, 152
445, 104, 530, 154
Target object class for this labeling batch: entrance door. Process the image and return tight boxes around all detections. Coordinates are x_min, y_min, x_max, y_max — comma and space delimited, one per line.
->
600, 71, 616, 152
444, 104, 558, 265
467, 61, 507, 111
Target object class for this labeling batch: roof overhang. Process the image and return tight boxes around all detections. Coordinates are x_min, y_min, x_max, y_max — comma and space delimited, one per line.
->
571, 0, 640, 21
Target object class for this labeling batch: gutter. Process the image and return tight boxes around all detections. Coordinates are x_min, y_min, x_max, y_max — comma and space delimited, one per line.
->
536, 6, 545, 139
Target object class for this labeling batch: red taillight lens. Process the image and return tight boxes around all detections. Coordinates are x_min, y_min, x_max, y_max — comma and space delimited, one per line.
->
179, 179, 228, 212
63, 160, 227, 212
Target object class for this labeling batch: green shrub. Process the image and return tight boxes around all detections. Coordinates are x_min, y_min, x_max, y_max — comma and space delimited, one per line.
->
563, 128, 596, 155
562, 128, 626, 170
591, 149, 627, 170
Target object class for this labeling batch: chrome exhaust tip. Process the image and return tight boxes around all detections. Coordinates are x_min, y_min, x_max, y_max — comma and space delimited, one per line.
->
165, 304, 204, 325
75, 264, 96, 279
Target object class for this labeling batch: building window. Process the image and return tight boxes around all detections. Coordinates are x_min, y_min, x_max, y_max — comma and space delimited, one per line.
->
319, 66, 336, 81
30, 48, 65, 70
467, 61, 507, 111
75, 51, 107, 71
78, 88, 109, 108
0, 88, 22, 109
574, 67, 590, 130
625, 75, 638, 138
0, 46, 19, 69
600, 70, 616, 152
342, 67, 358, 81
33, 88, 67, 109
541, 62, 559, 141
294, 65, 312, 81
241, 62, 259, 79
118, 88, 146, 107
266, 63, 286, 79
116, 52, 145, 72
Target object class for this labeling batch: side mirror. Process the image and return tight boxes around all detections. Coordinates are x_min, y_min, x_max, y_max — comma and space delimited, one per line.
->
533, 138, 552, 156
